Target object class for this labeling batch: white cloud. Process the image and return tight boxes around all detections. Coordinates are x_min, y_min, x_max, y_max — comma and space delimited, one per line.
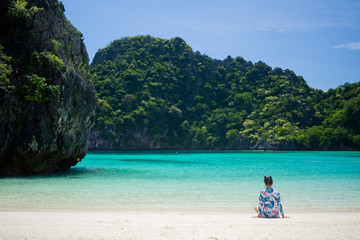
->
333, 41, 360, 50
261, 28, 287, 33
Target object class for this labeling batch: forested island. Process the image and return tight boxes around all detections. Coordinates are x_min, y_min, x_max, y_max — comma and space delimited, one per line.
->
89, 35, 360, 150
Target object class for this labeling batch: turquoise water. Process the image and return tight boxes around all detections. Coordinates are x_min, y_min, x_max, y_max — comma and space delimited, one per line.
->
0, 151, 360, 212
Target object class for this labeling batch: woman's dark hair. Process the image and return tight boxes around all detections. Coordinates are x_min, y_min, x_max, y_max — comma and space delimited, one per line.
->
264, 176, 273, 186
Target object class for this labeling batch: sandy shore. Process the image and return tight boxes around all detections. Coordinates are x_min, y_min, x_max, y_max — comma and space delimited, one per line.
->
0, 210, 360, 240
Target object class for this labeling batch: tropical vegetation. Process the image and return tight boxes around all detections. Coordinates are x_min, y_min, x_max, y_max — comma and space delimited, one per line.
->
89, 35, 360, 150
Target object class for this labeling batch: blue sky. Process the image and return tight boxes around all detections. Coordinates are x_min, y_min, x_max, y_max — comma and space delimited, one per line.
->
61, 0, 360, 90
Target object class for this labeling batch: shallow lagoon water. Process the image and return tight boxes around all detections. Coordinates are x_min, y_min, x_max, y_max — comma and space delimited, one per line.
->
1, 151, 359, 212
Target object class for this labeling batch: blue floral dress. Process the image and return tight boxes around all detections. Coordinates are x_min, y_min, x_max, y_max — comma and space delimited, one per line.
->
258, 188, 284, 218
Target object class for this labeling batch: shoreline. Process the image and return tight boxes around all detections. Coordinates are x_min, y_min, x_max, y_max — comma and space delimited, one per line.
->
1, 210, 360, 239
87, 149, 360, 152
0, 206, 358, 214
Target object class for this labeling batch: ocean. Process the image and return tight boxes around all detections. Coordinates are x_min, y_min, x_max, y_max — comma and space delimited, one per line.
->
1, 151, 359, 213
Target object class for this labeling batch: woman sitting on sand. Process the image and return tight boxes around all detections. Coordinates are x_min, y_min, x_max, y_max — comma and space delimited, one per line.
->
254, 176, 287, 218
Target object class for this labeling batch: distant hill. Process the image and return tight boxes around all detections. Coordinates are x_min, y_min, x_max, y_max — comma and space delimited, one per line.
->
89, 35, 360, 150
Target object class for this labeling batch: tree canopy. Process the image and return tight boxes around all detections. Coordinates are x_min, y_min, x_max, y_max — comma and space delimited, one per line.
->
89, 35, 360, 150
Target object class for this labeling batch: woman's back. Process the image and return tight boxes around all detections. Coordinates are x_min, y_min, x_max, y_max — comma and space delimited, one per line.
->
255, 176, 285, 218
258, 187, 284, 218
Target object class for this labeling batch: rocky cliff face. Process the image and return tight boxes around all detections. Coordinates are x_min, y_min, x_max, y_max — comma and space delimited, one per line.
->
87, 127, 293, 150
88, 128, 168, 150
0, 0, 96, 176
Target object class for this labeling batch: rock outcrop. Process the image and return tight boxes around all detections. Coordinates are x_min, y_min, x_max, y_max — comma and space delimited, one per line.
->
0, 0, 96, 176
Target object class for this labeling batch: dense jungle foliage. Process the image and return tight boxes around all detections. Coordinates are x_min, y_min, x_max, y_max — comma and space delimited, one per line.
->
89, 35, 360, 150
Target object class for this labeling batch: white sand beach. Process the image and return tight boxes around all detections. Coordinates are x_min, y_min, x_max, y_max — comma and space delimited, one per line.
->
1, 210, 359, 240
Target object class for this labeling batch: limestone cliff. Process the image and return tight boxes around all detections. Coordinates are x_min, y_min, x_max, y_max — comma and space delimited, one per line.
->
0, 0, 96, 176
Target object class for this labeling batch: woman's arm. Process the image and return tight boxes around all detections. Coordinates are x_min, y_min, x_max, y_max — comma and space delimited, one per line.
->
276, 193, 284, 218
258, 192, 264, 217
